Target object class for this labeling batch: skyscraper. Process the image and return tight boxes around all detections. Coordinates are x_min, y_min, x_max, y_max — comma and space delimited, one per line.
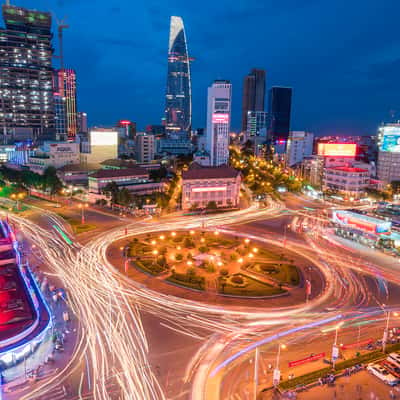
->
54, 69, 77, 140
268, 87, 292, 144
241, 69, 266, 132
0, 4, 55, 141
165, 16, 192, 135
206, 80, 232, 166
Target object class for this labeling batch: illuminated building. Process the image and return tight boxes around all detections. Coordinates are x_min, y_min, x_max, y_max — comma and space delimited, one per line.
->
136, 133, 155, 163
206, 80, 232, 166
323, 167, 370, 198
268, 87, 292, 147
53, 92, 67, 140
182, 163, 241, 210
54, 69, 77, 140
246, 111, 269, 138
0, 5, 55, 140
156, 136, 193, 156
377, 123, 400, 183
77, 112, 88, 134
286, 131, 314, 166
81, 128, 118, 166
117, 120, 136, 138
242, 69, 266, 132
165, 16, 192, 134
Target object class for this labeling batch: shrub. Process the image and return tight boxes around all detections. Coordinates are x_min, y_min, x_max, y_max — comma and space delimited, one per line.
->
231, 276, 244, 285
230, 253, 238, 261
220, 269, 229, 276
187, 252, 193, 260
198, 246, 209, 253
159, 246, 168, 255
183, 237, 195, 248
175, 253, 183, 261
206, 263, 216, 273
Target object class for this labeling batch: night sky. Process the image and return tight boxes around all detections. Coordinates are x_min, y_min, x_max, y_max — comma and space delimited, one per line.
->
12, 0, 400, 135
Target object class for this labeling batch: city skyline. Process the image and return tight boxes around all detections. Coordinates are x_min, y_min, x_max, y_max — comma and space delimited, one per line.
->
11, 0, 400, 136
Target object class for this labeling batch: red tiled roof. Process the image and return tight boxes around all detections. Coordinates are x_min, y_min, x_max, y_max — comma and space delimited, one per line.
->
182, 163, 240, 180
89, 167, 148, 179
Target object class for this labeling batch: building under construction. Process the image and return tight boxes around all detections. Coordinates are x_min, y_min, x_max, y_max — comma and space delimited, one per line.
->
0, 4, 55, 141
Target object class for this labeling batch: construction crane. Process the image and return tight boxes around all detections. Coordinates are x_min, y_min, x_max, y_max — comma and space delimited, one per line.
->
55, 17, 69, 71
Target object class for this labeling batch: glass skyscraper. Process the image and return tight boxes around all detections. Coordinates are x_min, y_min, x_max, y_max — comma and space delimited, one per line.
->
268, 87, 292, 144
0, 5, 55, 141
165, 16, 192, 135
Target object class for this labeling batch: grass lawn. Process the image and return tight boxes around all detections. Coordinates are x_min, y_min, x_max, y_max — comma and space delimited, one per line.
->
250, 263, 300, 286
166, 275, 205, 291
219, 273, 286, 297
57, 213, 97, 234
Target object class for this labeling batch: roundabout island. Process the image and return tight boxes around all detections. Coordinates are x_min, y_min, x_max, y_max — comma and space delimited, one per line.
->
108, 229, 322, 305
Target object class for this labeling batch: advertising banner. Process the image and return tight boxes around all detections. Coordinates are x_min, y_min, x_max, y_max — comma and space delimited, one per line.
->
288, 352, 325, 368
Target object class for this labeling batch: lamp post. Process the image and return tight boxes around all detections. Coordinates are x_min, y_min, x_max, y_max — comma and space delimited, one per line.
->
273, 343, 286, 387
332, 322, 343, 369
382, 308, 398, 353
78, 203, 88, 224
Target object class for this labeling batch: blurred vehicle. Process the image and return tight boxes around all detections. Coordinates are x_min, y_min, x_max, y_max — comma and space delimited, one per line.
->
367, 363, 399, 385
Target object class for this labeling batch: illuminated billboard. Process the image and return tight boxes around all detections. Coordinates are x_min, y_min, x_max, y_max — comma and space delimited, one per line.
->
212, 114, 229, 124
381, 135, 400, 152
317, 143, 356, 157
332, 210, 391, 235
90, 129, 118, 146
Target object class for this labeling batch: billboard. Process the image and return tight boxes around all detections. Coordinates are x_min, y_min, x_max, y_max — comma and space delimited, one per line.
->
381, 134, 400, 152
332, 210, 391, 235
90, 130, 118, 146
212, 114, 229, 124
317, 143, 356, 157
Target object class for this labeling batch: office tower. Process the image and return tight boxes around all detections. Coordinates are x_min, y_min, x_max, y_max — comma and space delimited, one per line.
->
136, 133, 155, 163
268, 87, 292, 144
53, 93, 67, 140
246, 111, 269, 138
82, 128, 118, 166
206, 80, 232, 166
54, 69, 77, 140
77, 112, 88, 134
165, 16, 192, 135
286, 131, 314, 166
0, 4, 55, 141
377, 123, 400, 183
241, 69, 266, 132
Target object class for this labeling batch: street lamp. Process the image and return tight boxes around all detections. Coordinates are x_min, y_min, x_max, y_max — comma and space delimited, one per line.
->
273, 343, 286, 387
78, 203, 88, 224
382, 308, 398, 353
332, 322, 344, 369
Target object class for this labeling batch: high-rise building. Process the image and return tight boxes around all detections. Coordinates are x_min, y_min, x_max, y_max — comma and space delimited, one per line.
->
0, 4, 55, 140
77, 112, 88, 134
165, 16, 192, 135
377, 123, 400, 183
268, 87, 292, 145
286, 131, 314, 166
136, 133, 155, 163
206, 80, 232, 166
246, 111, 269, 138
54, 69, 77, 140
241, 69, 266, 132
53, 93, 67, 140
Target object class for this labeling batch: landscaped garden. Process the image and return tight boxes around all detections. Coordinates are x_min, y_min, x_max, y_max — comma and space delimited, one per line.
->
126, 230, 302, 297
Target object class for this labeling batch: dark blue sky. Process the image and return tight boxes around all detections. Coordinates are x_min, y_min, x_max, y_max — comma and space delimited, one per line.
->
14, 0, 400, 135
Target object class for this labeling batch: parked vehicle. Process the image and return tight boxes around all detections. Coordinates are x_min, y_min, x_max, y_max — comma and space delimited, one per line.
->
367, 363, 399, 386
381, 360, 400, 378
388, 353, 400, 369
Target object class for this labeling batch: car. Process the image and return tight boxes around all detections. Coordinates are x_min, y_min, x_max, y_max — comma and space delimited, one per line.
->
388, 353, 400, 369
367, 363, 399, 386
381, 360, 400, 378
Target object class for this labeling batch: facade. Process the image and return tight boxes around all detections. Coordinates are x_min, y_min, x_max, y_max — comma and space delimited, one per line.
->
286, 131, 314, 166
0, 5, 55, 141
193, 148, 211, 166
206, 80, 232, 166
27, 141, 80, 173
182, 163, 241, 210
54, 69, 77, 140
301, 156, 324, 187
377, 123, 400, 183
53, 93, 67, 140
323, 166, 370, 198
77, 112, 88, 134
165, 16, 191, 135
246, 111, 269, 138
81, 129, 119, 166
136, 133, 155, 163
241, 69, 266, 132
268, 87, 292, 145
156, 136, 193, 156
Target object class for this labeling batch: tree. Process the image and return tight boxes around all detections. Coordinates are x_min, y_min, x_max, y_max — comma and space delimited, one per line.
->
206, 201, 218, 210
103, 182, 119, 205
149, 166, 168, 182
43, 167, 63, 195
